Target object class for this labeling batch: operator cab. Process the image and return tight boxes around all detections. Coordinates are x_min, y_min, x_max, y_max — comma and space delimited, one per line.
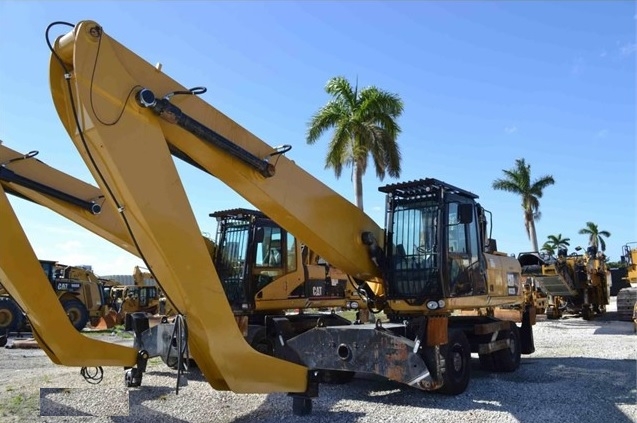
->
379, 178, 489, 307
210, 208, 298, 311
211, 208, 350, 313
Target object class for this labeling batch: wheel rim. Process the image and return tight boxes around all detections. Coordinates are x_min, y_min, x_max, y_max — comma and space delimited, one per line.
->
451, 345, 464, 373
508, 333, 517, 355
67, 308, 81, 325
0, 309, 12, 328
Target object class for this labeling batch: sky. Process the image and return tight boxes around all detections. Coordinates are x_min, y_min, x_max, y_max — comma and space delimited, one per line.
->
0, 1, 635, 275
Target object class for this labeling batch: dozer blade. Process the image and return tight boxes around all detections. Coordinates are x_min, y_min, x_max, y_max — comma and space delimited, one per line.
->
0, 184, 137, 367
50, 21, 309, 394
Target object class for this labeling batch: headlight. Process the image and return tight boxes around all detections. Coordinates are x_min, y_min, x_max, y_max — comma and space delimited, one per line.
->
438, 299, 445, 308
426, 300, 439, 310
348, 301, 359, 309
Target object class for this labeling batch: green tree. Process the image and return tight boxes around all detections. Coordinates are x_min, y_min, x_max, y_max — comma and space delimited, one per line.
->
546, 233, 571, 251
578, 222, 611, 252
492, 158, 555, 252
541, 242, 556, 256
306, 76, 404, 211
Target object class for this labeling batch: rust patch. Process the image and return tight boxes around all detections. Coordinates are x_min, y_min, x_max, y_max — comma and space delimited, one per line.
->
427, 316, 448, 346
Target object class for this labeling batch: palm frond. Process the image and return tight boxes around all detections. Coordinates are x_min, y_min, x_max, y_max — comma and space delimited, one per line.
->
324, 76, 356, 108
306, 101, 346, 144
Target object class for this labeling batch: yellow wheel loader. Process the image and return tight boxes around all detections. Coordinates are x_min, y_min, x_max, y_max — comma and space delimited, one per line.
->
0, 260, 111, 332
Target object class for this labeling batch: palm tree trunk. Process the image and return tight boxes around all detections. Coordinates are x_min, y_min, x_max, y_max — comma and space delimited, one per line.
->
529, 219, 539, 252
353, 160, 364, 210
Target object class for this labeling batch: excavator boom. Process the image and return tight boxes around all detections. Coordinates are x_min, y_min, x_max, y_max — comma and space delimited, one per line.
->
49, 21, 316, 394
50, 21, 383, 283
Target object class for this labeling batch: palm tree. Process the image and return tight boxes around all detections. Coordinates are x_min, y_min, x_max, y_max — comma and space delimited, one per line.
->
546, 233, 571, 250
541, 242, 556, 256
492, 158, 555, 252
578, 222, 611, 252
306, 76, 404, 211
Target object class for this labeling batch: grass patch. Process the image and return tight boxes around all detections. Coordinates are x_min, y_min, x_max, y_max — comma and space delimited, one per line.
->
0, 392, 39, 420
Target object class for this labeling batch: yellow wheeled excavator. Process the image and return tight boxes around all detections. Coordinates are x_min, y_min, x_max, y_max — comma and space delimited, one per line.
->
48, 19, 536, 412
1, 20, 535, 415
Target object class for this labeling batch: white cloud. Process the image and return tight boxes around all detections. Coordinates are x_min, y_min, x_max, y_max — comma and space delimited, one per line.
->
600, 50, 607, 58
504, 125, 518, 134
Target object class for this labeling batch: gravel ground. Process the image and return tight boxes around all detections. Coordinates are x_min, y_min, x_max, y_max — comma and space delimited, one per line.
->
1, 299, 635, 423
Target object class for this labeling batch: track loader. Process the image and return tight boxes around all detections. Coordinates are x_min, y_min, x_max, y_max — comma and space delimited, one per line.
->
27, 20, 537, 414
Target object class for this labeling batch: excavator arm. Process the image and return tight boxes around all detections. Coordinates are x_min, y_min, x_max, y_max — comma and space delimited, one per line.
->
49, 21, 329, 394
0, 181, 138, 367
0, 144, 136, 255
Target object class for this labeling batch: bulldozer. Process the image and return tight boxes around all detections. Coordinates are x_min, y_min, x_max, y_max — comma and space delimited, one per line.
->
0, 260, 112, 332
518, 246, 610, 320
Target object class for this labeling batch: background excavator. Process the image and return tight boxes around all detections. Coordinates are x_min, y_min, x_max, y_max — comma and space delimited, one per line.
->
0, 20, 536, 416
518, 246, 610, 320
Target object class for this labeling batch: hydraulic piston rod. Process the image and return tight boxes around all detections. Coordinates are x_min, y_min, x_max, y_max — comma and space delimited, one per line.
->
136, 88, 276, 178
0, 165, 101, 215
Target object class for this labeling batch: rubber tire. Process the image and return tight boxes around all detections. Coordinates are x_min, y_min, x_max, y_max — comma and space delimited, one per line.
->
480, 322, 521, 373
546, 306, 560, 320
437, 329, 471, 395
250, 327, 275, 356
61, 298, 90, 331
581, 306, 592, 321
0, 298, 23, 333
